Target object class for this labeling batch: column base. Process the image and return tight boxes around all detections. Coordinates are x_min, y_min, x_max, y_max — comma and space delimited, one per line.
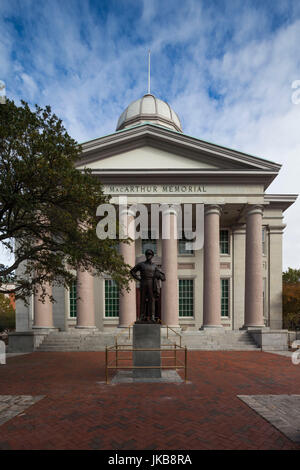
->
201, 325, 223, 331
75, 326, 97, 331
241, 325, 268, 331
32, 326, 57, 331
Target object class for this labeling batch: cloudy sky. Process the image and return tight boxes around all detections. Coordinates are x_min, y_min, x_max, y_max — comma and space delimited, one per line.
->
0, 0, 300, 269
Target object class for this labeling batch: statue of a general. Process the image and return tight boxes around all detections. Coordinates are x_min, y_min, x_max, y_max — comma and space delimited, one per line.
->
130, 249, 166, 322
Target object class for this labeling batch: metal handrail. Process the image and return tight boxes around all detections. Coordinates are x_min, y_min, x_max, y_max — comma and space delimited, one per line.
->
114, 321, 135, 344
114, 320, 182, 347
166, 326, 182, 347
159, 321, 182, 348
105, 343, 188, 384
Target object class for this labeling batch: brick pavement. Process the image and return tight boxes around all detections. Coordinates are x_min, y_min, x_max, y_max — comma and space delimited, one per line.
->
0, 351, 299, 450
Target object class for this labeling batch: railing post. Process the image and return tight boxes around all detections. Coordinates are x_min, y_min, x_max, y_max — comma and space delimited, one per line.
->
185, 346, 187, 383
115, 338, 118, 368
105, 346, 108, 384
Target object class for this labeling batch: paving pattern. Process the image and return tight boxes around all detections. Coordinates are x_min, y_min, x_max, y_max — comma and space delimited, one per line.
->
0, 351, 299, 450
0, 396, 45, 427
238, 395, 300, 443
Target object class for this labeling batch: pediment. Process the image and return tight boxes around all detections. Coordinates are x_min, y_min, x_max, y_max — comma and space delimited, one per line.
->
77, 146, 220, 170
77, 124, 281, 175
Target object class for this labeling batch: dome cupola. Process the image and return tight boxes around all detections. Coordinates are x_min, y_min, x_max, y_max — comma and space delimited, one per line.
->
116, 94, 182, 133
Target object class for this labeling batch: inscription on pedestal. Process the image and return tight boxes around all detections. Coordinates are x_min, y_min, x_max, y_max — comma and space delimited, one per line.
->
133, 324, 161, 378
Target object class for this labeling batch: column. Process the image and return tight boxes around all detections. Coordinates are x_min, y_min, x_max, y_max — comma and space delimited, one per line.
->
244, 205, 264, 328
119, 211, 136, 327
76, 268, 96, 328
232, 224, 246, 330
268, 224, 285, 329
203, 205, 222, 328
161, 209, 179, 327
33, 283, 54, 328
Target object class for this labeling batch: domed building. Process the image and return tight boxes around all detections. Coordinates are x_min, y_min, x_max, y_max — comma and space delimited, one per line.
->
10, 93, 297, 353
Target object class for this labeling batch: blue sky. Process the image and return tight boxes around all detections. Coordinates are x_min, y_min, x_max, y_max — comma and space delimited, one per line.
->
1, 0, 300, 269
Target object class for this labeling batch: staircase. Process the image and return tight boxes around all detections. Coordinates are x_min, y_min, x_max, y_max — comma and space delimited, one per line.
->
37, 331, 118, 352
179, 330, 259, 350
36, 328, 259, 351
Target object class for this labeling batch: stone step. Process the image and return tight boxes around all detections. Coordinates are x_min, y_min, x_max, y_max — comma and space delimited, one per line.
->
36, 330, 259, 351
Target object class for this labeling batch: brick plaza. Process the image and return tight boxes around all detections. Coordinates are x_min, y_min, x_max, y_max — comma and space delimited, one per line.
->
0, 351, 299, 450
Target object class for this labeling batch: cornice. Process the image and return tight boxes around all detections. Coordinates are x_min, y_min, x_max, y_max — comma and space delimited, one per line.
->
264, 194, 298, 212
86, 168, 278, 189
78, 124, 282, 173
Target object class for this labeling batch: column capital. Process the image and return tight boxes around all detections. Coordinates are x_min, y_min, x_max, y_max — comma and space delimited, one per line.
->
119, 207, 136, 218
204, 204, 222, 217
231, 223, 246, 234
268, 224, 286, 234
161, 205, 180, 217
245, 204, 264, 217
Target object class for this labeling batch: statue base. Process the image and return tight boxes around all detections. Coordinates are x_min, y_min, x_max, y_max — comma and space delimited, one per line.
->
133, 323, 161, 378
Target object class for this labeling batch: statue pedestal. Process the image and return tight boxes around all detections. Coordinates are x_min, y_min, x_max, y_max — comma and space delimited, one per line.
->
133, 323, 161, 378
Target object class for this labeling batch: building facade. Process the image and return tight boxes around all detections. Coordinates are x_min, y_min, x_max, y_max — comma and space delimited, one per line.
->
13, 94, 297, 347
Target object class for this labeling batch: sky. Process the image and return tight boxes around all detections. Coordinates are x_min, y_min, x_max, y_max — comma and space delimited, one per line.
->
0, 0, 300, 270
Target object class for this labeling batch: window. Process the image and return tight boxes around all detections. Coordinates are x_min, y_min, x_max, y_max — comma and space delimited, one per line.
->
221, 279, 229, 317
263, 278, 267, 324
105, 279, 119, 317
178, 235, 194, 255
69, 280, 77, 318
142, 238, 157, 255
262, 227, 266, 255
179, 279, 194, 317
220, 230, 229, 254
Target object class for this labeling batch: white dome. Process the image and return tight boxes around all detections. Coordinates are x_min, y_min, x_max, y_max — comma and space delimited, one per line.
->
116, 94, 182, 133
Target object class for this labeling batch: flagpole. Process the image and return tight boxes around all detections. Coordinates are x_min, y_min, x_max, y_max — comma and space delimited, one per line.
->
148, 50, 151, 94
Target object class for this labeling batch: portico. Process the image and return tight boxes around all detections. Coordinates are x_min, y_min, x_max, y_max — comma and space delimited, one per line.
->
30, 195, 289, 332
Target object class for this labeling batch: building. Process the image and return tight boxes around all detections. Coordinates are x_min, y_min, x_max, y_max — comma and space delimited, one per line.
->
10, 94, 297, 351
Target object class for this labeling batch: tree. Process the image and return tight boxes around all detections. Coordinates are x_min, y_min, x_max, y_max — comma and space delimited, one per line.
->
0, 293, 15, 331
282, 268, 300, 330
283, 267, 300, 283
0, 99, 130, 301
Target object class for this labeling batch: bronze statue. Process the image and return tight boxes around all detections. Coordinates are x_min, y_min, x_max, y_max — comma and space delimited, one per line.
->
130, 249, 166, 322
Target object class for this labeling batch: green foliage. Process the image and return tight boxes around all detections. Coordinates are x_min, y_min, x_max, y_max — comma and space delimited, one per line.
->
282, 267, 300, 330
0, 294, 15, 331
283, 312, 300, 331
283, 268, 300, 283
0, 99, 130, 301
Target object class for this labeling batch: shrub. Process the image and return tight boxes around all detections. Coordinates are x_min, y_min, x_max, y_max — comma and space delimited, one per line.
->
283, 312, 300, 331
